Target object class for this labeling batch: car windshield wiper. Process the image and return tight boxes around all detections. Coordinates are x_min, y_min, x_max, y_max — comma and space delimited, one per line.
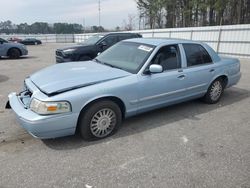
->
94, 58, 102, 64
103, 63, 125, 71
94, 59, 124, 71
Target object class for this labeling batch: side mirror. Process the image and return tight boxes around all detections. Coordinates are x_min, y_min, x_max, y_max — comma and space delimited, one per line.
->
149, 64, 163, 74
100, 41, 107, 47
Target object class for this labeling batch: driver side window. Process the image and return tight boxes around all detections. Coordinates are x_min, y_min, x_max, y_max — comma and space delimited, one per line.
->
151, 45, 181, 71
103, 36, 118, 47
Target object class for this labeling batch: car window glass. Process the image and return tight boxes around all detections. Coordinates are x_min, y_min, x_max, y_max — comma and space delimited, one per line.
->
103, 36, 117, 46
183, 44, 212, 67
0, 38, 7, 43
96, 42, 154, 73
151, 45, 181, 71
118, 35, 131, 41
82, 35, 104, 45
199, 45, 213, 64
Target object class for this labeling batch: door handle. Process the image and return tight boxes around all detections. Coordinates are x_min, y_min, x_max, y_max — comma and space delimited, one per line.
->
209, 69, 215, 73
178, 75, 186, 79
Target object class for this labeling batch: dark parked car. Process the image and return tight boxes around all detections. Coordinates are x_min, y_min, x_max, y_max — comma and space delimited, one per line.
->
20, 38, 42, 45
56, 33, 142, 63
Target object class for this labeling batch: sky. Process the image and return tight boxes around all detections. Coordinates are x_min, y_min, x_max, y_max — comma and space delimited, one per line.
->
0, 0, 138, 29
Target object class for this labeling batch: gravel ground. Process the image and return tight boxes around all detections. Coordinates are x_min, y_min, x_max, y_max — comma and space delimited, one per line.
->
0, 43, 249, 188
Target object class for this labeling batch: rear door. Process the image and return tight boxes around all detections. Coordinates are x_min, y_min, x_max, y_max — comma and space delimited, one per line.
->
180, 43, 216, 96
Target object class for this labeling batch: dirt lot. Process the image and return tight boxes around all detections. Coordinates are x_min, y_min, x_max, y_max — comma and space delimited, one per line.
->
0, 44, 249, 188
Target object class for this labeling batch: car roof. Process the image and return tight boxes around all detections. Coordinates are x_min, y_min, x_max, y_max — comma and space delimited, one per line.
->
102, 32, 140, 36
124, 38, 201, 46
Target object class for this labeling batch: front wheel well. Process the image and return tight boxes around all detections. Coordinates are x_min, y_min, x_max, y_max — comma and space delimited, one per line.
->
7, 47, 22, 56
76, 97, 126, 132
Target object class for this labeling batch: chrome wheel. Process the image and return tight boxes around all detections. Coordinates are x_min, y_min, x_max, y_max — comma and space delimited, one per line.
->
210, 81, 223, 101
90, 108, 116, 138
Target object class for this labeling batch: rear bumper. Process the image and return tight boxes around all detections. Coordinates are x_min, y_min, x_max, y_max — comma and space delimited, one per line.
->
8, 92, 78, 139
227, 72, 241, 88
21, 49, 28, 56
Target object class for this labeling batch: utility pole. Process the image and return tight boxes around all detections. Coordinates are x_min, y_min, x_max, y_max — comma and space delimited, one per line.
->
98, 0, 101, 27
83, 17, 85, 33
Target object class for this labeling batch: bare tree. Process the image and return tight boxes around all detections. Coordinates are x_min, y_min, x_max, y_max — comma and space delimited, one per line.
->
136, 0, 250, 28
122, 14, 136, 30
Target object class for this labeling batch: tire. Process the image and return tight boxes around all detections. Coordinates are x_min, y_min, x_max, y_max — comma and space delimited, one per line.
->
203, 78, 224, 104
79, 56, 91, 61
78, 100, 122, 141
8, 48, 21, 59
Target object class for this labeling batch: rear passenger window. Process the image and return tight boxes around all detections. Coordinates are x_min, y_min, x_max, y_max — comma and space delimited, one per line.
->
183, 44, 212, 67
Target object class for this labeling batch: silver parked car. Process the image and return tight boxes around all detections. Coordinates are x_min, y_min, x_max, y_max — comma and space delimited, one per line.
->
7, 38, 241, 140
0, 38, 28, 59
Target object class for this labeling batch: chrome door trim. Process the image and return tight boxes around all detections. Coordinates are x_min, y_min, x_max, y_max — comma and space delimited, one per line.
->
130, 83, 207, 104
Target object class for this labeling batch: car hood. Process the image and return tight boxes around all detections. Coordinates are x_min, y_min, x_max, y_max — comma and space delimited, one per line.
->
29, 61, 131, 96
59, 44, 94, 51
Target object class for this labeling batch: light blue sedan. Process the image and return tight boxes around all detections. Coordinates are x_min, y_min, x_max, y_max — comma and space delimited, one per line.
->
0, 38, 28, 59
6, 38, 241, 140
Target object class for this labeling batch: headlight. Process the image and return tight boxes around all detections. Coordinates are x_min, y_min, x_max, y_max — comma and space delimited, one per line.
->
63, 49, 76, 54
30, 98, 71, 115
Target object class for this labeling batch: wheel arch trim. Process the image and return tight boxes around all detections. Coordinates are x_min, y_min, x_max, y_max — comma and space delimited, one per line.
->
7, 47, 22, 56
76, 95, 126, 133
209, 74, 229, 89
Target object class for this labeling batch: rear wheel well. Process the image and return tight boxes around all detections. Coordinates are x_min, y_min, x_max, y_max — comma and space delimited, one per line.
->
76, 97, 126, 132
215, 75, 228, 88
7, 47, 22, 56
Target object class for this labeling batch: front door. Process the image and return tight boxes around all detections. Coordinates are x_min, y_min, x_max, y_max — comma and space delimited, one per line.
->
136, 44, 187, 113
97, 35, 118, 53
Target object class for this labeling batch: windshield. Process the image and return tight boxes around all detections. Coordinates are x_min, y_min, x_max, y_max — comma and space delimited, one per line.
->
0, 38, 8, 43
81, 34, 104, 45
95, 42, 155, 74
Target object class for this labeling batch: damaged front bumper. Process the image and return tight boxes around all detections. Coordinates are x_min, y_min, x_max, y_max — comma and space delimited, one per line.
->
6, 92, 78, 139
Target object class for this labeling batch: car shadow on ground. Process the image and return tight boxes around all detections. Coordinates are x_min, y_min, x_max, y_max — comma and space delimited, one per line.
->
0, 56, 37, 61
42, 87, 250, 150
